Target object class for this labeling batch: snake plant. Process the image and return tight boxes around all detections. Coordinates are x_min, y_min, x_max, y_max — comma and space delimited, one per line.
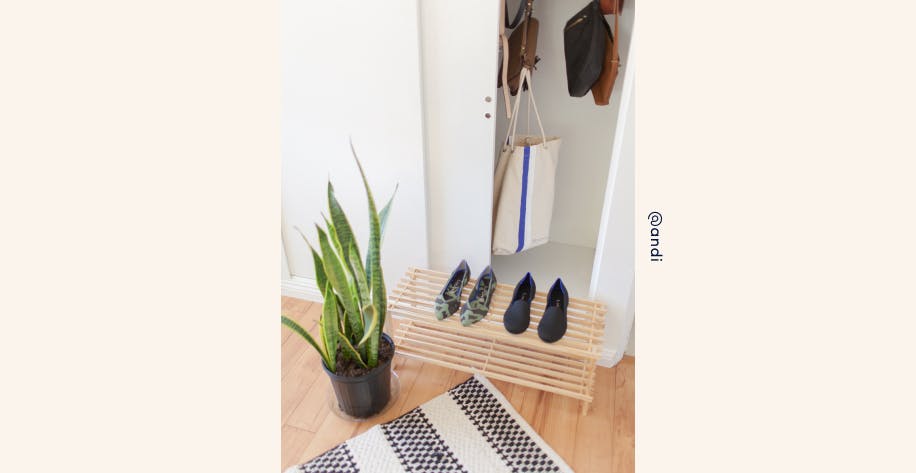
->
282, 143, 396, 372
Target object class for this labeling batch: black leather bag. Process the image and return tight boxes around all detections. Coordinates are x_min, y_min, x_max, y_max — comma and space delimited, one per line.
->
563, 0, 607, 97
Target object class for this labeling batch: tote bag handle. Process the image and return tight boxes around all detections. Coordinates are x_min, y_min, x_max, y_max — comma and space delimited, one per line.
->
502, 68, 547, 149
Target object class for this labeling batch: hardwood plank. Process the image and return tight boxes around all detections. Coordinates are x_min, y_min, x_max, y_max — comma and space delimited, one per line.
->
352, 355, 425, 436
504, 381, 527, 412
573, 367, 617, 473
281, 358, 322, 426
280, 303, 322, 380
280, 298, 633, 473
538, 393, 581, 465
611, 358, 635, 473
281, 297, 313, 326
445, 369, 473, 390
281, 309, 324, 426
393, 360, 454, 415
285, 373, 332, 432
280, 297, 311, 344
489, 377, 513, 396
297, 394, 362, 463
282, 316, 330, 428
281, 425, 315, 471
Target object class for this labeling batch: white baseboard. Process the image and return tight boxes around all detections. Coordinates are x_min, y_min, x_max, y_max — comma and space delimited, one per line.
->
281, 276, 323, 302
597, 347, 623, 368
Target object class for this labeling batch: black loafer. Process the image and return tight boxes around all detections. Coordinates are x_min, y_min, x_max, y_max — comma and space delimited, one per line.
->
434, 260, 470, 320
537, 278, 568, 343
504, 272, 536, 334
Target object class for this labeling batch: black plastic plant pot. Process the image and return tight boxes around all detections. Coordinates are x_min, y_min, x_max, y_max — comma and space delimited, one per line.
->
322, 333, 394, 419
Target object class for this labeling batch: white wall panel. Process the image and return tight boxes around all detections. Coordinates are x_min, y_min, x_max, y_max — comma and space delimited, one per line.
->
419, 0, 501, 273
281, 0, 428, 290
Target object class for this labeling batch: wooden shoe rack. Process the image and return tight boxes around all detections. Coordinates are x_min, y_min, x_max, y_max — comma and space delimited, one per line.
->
387, 267, 607, 415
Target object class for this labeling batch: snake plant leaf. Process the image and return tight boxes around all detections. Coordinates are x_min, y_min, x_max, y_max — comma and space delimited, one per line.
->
338, 334, 368, 370
328, 181, 360, 264
351, 141, 386, 368
316, 224, 360, 323
282, 315, 330, 368
366, 324, 380, 368
344, 241, 367, 343
295, 227, 328, 293
334, 294, 349, 338
366, 185, 397, 285
309, 246, 328, 295
356, 304, 379, 349
322, 214, 347, 263
320, 283, 339, 372
347, 240, 370, 309
378, 183, 398, 244
323, 215, 362, 338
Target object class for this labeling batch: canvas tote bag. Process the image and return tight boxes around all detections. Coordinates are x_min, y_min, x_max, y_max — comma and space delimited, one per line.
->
492, 68, 562, 255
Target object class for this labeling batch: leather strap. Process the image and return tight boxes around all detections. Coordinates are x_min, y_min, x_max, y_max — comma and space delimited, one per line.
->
519, 0, 533, 63
611, 1, 620, 68
499, 0, 512, 118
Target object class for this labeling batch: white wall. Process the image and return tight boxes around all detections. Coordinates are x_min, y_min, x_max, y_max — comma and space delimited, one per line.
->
281, 0, 428, 292
494, 0, 635, 249
419, 0, 501, 273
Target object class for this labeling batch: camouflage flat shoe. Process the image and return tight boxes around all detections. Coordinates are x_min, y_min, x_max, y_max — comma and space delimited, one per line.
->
434, 260, 471, 320
460, 266, 497, 326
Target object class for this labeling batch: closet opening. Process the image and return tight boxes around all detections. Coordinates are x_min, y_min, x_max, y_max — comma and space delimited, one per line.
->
490, 0, 631, 297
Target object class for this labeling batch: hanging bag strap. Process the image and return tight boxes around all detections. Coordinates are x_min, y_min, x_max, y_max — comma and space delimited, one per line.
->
503, 68, 547, 148
612, 2, 620, 68
499, 0, 513, 118
519, 0, 533, 69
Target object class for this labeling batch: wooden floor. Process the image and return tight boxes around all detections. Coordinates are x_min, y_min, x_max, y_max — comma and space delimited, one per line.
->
281, 296, 634, 473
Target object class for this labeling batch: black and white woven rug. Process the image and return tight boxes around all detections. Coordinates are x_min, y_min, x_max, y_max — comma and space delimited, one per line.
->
285, 374, 574, 473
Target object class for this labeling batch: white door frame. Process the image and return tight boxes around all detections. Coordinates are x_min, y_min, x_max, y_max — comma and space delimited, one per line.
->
589, 36, 636, 367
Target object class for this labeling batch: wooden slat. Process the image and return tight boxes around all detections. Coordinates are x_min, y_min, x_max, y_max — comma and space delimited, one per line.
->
398, 278, 604, 321
405, 326, 585, 376
394, 346, 592, 402
387, 267, 608, 409
392, 290, 603, 341
405, 321, 588, 372
390, 269, 604, 353
397, 338, 587, 393
397, 267, 605, 333
390, 304, 601, 357
398, 280, 604, 329
413, 267, 606, 311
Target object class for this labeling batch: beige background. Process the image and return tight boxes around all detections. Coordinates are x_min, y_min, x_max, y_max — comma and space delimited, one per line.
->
3, 1, 916, 472
637, 1, 916, 471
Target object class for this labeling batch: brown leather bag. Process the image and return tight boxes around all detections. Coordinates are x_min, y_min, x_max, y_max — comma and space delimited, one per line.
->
591, 7, 620, 105
498, 0, 539, 96
599, 0, 623, 14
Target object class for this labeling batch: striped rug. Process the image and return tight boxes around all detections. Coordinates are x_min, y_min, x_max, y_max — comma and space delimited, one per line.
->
285, 374, 573, 473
